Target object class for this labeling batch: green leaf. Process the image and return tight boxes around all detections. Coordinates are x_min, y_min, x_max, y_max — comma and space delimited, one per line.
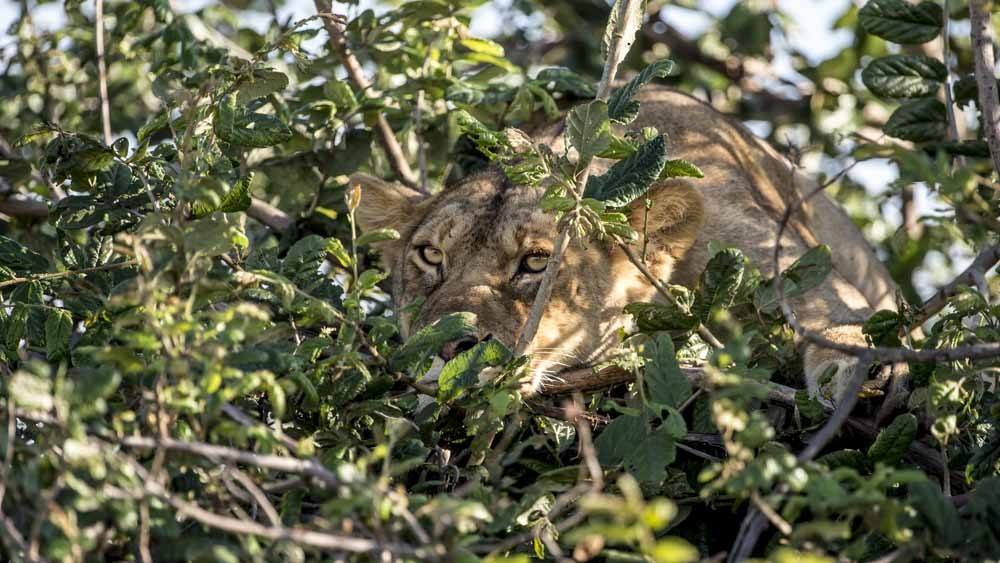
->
694, 247, 746, 321
9, 367, 54, 412
389, 312, 479, 372
235, 69, 289, 104
859, 0, 943, 45
624, 288, 698, 333
0, 235, 49, 274
862, 54, 946, 98
659, 159, 704, 180
624, 426, 676, 483
323, 81, 358, 113
884, 98, 948, 142
45, 309, 73, 362
863, 309, 903, 347
219, 174, 253, 213
607, 59, 675, 123
437, 339, 512, 402
644, 334, 691, 409
595, 413, 647, 465
754, 245, 833, 313
214, 95, 292, 148
356, 228, 400, 247
867, 413, 918, 465
458, 38, 505, 57
795, 390, 825, 422
566, 100, 611, 161
908, 480, 962, 547
533, 67, 596, 98
584, 135, 667, 207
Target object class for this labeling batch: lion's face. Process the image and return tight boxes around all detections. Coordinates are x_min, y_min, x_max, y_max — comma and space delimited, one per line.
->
353, 168, 702, 390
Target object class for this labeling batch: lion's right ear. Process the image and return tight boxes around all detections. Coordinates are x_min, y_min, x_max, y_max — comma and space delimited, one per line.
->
350, 173, 427, 233
350, 173, 428, 269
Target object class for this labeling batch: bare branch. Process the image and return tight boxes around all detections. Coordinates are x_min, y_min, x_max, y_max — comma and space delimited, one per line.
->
95, 0, 112, 145
119, 435, 340, 488
914, 244, 1000, 327
247, 198, 293, 233
970, 0, 1000, 175
313, 1, 421, 191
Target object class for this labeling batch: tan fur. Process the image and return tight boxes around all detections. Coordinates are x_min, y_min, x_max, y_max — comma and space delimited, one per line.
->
354, 86, 897, 398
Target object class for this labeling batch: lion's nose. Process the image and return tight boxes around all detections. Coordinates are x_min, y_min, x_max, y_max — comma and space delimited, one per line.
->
439, 335, 480, 361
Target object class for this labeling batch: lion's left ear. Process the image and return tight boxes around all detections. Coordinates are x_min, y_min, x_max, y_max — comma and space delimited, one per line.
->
350, 173, 429, 269
628, 182, 704, 257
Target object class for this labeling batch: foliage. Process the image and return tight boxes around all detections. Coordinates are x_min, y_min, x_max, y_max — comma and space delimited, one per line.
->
0, 0, 998, 561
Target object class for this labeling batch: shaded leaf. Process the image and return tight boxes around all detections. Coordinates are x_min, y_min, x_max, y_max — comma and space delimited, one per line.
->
862, 54, 946, 98
859, 0, 943, 44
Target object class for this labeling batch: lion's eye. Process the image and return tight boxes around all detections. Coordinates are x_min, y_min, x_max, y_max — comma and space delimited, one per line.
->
520, 253, 549, 274
418, 245, 444, 266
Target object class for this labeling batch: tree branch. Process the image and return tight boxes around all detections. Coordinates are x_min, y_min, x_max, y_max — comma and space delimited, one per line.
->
119, 435, 340, 488
312, 1, 421, 191
970, 0, 1000, 175
95, 0, 112, 145
914, 244, 1000, 327
514, 0, 644, 356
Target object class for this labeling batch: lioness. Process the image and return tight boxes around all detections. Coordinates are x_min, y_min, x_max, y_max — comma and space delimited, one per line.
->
353, 86, 897, 399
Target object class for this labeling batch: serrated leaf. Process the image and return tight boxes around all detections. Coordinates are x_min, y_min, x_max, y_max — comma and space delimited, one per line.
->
868, 413, 918, 465
659, 159, 704, 180
389, 312, 479, 372
863, 309, 903, 347
235, 69, 289, 104
356, 228, 400, 247
608, 59, 675, 123
595, 413, 647, 465
214, 95, 292, 148
624, 301, 699, 333
909, 480, 962, 546
644, 334, 692, 409
458, 37, 505, 58
862, 54, 946, 98
437, 339, 512, 402
884, 97, 948, 143
533, 67, 596, 98
624, 426, 676, 483
566, 100, 611, 160
45, 309, 73, 362
584, 135, 667, 207
0, 236, 48, 275
859, 0, 943, 44
694, 247, 746, 321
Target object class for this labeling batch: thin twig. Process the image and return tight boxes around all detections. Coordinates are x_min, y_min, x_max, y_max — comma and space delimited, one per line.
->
126, 458, 430, 557
514, 0, 644, 356
0, 260, 137, 290
118, 435, 340, 488
970, 0, 1000, 175
95, 0, 112, 145
227, 467, 281, 527
618, 242, 724, 349
313, 1, 421, 191
912, 244, 1000, 327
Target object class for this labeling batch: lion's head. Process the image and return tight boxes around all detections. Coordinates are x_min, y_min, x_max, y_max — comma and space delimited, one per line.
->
353, 167, 703, 390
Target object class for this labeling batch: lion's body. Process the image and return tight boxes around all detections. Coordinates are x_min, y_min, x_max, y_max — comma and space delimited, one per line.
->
355, 86, 897, 397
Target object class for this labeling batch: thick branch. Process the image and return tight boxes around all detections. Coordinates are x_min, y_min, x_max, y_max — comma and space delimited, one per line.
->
970, 0, 1000, 175
313, 1, 421, 191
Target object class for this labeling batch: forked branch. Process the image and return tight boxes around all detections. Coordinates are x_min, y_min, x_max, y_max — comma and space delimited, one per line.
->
313, 0, 422, 191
